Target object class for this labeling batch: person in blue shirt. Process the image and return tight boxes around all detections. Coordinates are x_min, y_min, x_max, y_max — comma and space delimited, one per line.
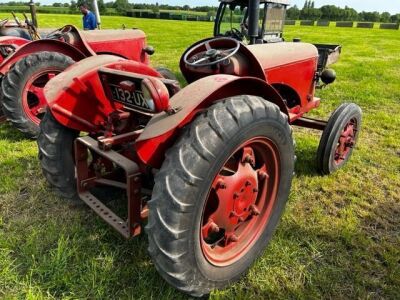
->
80, 4, 97, 30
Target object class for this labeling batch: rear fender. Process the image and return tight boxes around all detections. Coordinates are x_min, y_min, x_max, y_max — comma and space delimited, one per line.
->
0, 36, 29, 48
0, 36, 29, 65
0, 39, 87, 75
45, 55, 160, 132
136, 75, 288, 167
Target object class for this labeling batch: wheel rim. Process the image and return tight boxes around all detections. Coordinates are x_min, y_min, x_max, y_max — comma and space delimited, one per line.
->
22, 69, 59, 125
334, 118, 358, 165
200, 137, 280, 267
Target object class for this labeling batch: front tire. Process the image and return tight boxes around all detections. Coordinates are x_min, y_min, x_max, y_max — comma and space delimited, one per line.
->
316, 103, 362, 174
1, 51, 74, 138
147, 95, 295, 296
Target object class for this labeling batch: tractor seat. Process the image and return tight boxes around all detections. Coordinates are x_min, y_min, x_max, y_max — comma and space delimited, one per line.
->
80, 29, 145, 43
0, 28, 31, 40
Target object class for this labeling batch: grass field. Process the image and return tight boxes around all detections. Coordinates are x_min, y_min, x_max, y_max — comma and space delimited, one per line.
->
0, 14, 399, 299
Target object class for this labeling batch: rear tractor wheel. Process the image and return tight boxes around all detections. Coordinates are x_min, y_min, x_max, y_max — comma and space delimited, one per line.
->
317, 103, 362, 174
37, 110, 79, 201
156, 67, 177, 81
1, 51, 75, 138
147, 95, 295, 296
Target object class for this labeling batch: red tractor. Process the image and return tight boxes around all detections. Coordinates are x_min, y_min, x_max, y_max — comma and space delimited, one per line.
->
37, 0, 362, 296
0, 24, 162, 137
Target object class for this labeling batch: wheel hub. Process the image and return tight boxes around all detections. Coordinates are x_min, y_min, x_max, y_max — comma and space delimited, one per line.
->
335, 119, 357, 164
200, 138, 279, 266
23, 70, 58, 124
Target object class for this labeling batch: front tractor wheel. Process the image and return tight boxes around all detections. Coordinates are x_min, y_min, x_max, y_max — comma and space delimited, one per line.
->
317, 103, 362, 175
1, 51, 74, 138
147, 95, 295, 296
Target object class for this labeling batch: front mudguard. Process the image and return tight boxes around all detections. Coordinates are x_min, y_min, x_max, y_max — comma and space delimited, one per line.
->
44, 55, 161, 133
0, 39, 87, 75
136, 74, 288, 167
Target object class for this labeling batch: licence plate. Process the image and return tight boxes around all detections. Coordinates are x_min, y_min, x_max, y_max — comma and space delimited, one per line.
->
109, 84, 152, 111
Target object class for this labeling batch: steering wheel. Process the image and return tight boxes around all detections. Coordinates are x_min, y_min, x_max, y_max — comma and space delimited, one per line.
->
227, 28, 244, 40
0, 18, 8, 27
184, 37, 241, 68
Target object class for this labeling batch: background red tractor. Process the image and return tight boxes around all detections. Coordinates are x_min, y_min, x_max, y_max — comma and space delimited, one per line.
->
37, 0, 362, 296
0, 25, 161, 138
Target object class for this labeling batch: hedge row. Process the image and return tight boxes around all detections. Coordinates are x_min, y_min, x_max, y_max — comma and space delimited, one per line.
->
127, 10, 213, 22
285, 20, 399, 29
0, 6, 120, 16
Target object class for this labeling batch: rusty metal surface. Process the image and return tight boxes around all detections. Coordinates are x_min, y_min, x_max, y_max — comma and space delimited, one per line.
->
44, 55, 123, 103
246, 42, 319, 71
75, 135, 144, 239
80, 191, 131, 238
136, 75, 236, 141
292, 116, 327, 131
81, 29, 146, 43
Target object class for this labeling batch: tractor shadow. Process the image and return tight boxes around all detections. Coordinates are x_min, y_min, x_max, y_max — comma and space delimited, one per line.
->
293, 135, 321, 177
0, 123, 29, 142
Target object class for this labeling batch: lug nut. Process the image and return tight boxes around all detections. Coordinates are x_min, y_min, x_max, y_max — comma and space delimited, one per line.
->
216, 179, 227, 189
258, 171, 269, 180
250, 205, 260, 216
228, 234, 239, 243
244, 155, 253, 164
209, 222, 220, 233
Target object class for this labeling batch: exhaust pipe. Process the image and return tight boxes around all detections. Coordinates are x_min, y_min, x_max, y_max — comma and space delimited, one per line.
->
29, 0, 38, 28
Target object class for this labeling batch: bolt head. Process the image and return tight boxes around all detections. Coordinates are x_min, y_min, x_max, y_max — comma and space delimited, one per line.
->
216, 180, 227, 189
258, 171, 268, 179
209, 222, 220, 233
250, 204, 260, 216
229, 234, 239, 243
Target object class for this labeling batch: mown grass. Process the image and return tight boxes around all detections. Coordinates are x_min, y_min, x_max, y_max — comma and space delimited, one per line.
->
0, 14, 399, 299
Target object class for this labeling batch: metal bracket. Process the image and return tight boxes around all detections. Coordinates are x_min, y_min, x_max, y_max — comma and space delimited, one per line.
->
75, 135, 144, 238
292, 117, 327, 131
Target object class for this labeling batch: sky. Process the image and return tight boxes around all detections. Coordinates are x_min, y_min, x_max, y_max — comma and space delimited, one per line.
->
13, 1, 400, 14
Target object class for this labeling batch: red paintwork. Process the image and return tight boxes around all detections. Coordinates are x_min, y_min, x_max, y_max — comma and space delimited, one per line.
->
0, 36, 29, 64
0, 25, 149, 75
0, 39, 87, 75
44, 38, 326, 168
41, 31, 343, 245
22, 69, 57, 124
45, 55, 161, 133
135, 75, 288, 167
141, 77, 171, 112
0, 36, 29, 48
335, 118, 357, 165
201, 137, 279, 266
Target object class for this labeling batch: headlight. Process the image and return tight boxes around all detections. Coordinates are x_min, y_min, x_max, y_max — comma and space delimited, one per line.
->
141, 77, 170, 113
141, 84, 156, 111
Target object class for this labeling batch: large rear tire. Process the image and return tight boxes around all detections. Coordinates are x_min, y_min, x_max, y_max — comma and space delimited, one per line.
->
1, 51, 74, 138
147, 95, 295, 296
37, 110, 79, 201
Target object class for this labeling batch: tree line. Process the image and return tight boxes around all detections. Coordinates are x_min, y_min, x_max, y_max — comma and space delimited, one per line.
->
287, 1, 399, 23
1, 1, 399, 23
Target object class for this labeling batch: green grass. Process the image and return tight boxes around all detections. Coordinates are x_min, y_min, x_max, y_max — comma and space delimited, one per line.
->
0, 14, 399, 299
